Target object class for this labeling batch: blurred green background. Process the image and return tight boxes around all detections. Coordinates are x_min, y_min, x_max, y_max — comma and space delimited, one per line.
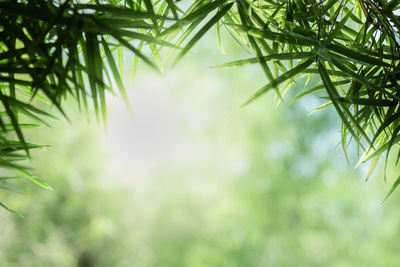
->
1, 33, 400, 267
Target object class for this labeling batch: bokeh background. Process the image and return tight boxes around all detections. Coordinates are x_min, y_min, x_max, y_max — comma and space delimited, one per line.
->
1, 31, 400, 267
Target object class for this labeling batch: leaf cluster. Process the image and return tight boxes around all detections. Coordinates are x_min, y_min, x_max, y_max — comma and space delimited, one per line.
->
0, 0, 180, 213
207, 0, 400, 199
2, 0, 400, 212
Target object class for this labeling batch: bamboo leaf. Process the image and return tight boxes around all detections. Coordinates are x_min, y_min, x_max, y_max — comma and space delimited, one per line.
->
212, 52, 314, 68
102, 38, 132, 113
173, 3, 234, 66
383, 175, 400, 203
242, 58, 314, 107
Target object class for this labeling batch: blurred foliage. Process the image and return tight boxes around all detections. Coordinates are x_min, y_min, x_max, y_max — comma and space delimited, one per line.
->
1, 50, 400, 266
1, 0, 400, 207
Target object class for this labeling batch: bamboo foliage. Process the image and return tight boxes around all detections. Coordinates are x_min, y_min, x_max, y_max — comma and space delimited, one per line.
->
0, 0, 180, 214
1, 0, 400, 212
183, 0, 400, 200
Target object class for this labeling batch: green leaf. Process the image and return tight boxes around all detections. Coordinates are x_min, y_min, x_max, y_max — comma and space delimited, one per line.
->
212, 52, 313, 68
329, 57, 400, 102
0, 176, 24, 181
327, 43, 393, 68
13, 168, 53, 191
365, 155, 380, 181
75, 4, 174, 20
289, 80, 350, 105
334, 97, 397, 107
159, 0, 227, 38
383, 175, 400, 203
173, 3, 234, 66
216, 21, 225, 55
242, 58, 315, 107
110, 32, 160, 72
327, 10, 352, 43
317, 59, 368, 147
102, 38, 132, 113
0, 201, 23, 217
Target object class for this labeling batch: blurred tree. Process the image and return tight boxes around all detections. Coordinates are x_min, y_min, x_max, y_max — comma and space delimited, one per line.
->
1, 65, 399, 266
